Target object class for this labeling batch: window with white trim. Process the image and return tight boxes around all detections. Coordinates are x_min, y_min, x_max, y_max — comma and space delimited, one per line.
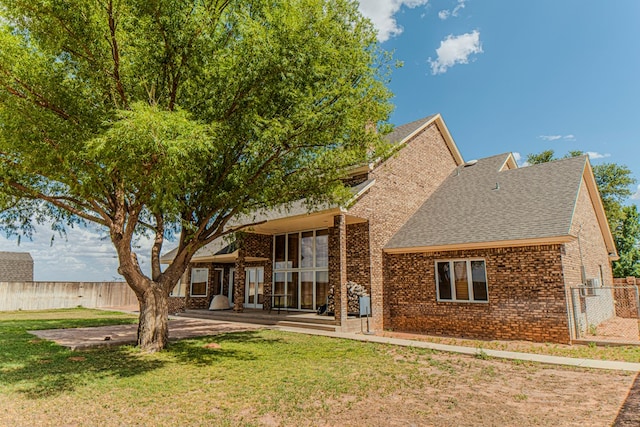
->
436, 259, 488, 302
190, 268, 209, 297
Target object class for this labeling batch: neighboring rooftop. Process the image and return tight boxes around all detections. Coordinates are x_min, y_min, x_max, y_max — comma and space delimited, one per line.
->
0, 251, 33, 262
0, 251, 34, 282
385, 154, 592, 251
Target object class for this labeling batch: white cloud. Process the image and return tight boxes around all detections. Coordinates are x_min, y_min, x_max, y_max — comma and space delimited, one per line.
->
586, 151, 611, 160
512, 152, 530, 167
0, 221, 175, 282
438, 0, 466, 20
357, 0, 430, 42
438, 10, 450, 20
539, 134, 576, 142
428, 30, 483, 74
539, 135, 563, 141
632, 185, 640, 201
452, 0, 466, 16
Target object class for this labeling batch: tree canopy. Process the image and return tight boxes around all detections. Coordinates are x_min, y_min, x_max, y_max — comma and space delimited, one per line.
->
525, 150, 640, 277
0, 0, 394, 350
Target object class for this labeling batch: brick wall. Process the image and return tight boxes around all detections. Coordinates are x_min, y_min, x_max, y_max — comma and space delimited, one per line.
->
167, 297, 186, 314
346, 222, 371, 293
384, 245, 571, 343
612, 278, 639, 319
347, 121, 460, 330
564, 179, 614, 287
184, 263, 226, 309
234, 233, 272, 311
563, 179, 617, 336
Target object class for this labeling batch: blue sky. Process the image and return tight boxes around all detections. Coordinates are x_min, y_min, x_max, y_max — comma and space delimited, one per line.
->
1, 0, 639, 281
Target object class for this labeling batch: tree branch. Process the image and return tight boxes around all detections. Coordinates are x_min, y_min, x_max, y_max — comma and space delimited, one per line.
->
6, 181, 108, 226
0, 68, 78, 124
105, 0, 127, 108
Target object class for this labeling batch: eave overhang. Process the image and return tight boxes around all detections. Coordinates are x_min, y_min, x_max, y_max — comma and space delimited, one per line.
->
383, 235, 576, 255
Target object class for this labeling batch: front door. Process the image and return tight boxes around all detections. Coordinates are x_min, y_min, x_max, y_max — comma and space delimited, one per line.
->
244, 267, 264, 309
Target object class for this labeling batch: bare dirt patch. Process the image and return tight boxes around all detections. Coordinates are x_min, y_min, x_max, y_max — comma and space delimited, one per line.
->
584, 317, 640, 343
317, 352, 634, 427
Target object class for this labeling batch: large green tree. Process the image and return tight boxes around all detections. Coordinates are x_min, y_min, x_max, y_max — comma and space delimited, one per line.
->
526, 150, 640, 276
612, 205, 640, 277
0, 0, 393, 351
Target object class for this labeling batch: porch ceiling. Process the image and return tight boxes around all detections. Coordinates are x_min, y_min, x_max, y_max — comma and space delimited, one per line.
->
192, 249, 269, 264
246, 208, 366, 235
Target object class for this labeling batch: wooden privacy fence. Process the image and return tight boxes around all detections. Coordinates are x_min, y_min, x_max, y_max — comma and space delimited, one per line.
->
0, 281, 138, 311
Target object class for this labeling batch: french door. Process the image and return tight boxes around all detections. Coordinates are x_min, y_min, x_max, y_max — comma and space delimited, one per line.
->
244, 267, 264, 309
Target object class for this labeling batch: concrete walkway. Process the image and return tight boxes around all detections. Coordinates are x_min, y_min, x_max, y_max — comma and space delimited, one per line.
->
274, 325, 640, 372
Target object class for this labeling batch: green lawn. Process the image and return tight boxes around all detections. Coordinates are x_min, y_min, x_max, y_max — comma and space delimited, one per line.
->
0, 309, 635, 426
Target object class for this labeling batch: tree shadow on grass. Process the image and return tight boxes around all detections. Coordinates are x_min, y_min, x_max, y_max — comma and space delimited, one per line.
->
168, 330, 285, 366
0, 343, 165, 399
0, 319, 162, 399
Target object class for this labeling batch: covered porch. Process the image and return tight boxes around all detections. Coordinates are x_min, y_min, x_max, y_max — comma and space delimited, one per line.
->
165, 205, 372, 332
173, 308, 367, 333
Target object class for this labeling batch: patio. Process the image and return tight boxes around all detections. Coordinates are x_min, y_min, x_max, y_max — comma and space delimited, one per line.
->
174, 308, 367, 333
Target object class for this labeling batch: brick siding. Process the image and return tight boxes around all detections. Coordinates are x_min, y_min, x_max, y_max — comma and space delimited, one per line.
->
167, 297, 186, 314
347, 122, 460, 330
563, 179, 614, 287
233, 233, 272, 311
346, 222, 371, 293
562, 180, 616, 337
384, 245, 571, 343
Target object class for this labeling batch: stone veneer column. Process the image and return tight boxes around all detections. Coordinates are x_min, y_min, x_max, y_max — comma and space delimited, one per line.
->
330, 214, 348, 329
233, 249, 245, 312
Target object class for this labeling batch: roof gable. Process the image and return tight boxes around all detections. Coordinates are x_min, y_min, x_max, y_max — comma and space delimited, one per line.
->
383, 114, 464, 166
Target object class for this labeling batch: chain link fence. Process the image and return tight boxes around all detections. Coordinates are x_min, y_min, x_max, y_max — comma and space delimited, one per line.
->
569, 285, 640, 343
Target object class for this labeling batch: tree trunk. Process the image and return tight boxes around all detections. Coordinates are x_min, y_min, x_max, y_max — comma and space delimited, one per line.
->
137, 284, 169, 352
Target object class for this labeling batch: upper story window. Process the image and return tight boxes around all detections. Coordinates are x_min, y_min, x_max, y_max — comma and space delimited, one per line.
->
436, 259, 488, 302
274, 229, 329, 271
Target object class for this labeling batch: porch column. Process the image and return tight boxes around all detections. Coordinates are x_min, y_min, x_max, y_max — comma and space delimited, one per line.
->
233, 249, 245, 312
330, 213, 348, 330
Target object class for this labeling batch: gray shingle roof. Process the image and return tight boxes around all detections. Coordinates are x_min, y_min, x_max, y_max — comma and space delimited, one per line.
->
0, 251, 33, 261
385, 154, 588, 250
384, 115, 436, 144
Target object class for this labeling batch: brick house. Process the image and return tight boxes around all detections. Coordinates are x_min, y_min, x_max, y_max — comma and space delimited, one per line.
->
162, 114, 617, 343
0, 251, 34, 282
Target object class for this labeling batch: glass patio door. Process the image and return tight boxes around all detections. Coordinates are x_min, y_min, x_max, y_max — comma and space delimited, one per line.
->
244, 267, 264, 309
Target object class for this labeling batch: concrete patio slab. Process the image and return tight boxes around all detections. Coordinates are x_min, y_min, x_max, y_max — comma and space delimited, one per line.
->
30, 317, 263, 350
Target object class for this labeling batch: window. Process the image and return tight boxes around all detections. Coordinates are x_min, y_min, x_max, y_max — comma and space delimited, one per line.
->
190, 268, 209, 297
273, 229, 329, 310
436, 259, 488, 302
